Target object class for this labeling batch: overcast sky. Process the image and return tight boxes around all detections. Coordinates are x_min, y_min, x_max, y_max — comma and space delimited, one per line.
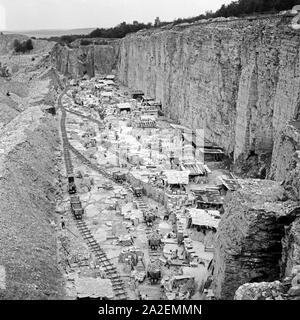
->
0, 0, 233, 31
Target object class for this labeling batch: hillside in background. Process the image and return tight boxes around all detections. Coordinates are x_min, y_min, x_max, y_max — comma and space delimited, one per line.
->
3, 28, 95, 39
26, 0, 300, 44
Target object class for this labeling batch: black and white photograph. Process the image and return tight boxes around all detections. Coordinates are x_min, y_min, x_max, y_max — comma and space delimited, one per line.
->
0, 0, 299, 315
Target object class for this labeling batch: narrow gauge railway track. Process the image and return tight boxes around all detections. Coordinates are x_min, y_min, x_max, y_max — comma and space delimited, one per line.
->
68, 139, 163, 261
59, 87, 163, 294
64, 91, 105, 127
58, 89, 128, 300
65, 108, 104, 127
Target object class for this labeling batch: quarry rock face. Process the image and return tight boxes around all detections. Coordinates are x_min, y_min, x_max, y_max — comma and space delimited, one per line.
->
213, 179, 300, 300
52, 42, 119, 78
117, 17, 300, 171
270, 122, 300, 183
51, 44, 95, 78
49, 16, 300, 177
281, 217, 300, 277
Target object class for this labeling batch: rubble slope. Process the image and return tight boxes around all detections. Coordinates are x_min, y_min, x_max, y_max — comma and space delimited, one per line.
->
0, 107, 64, 299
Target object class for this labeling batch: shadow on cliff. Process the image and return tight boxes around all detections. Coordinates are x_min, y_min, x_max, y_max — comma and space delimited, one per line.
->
233, 150, 272, 179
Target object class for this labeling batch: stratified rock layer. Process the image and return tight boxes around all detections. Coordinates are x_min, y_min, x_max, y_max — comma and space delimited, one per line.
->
281, 217, 300, 277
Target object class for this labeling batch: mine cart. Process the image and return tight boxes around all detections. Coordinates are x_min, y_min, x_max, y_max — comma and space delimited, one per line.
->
143, 211, 156, 227
148, 238, 161, 250
113, 172, 126, 183
148, 233, 161, 250
71, 202, 84, 220
68, 175, 77, 194
133, 187, 143, 197
70, 195, 81, 203
147, 261, 162, 284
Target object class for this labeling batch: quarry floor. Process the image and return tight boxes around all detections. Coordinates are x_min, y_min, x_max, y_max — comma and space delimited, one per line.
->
55, 79, 233, 300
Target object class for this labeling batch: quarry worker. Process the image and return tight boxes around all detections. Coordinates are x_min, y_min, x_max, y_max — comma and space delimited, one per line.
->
61, 217, 65, 229
172, 249, 178, 260
165, 256, 171, 269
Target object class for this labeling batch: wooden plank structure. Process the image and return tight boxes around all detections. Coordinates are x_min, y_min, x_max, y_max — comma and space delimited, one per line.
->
138, 118, 157, 128
131, 90, 144, 100
200, 147, 224, 162
141, 97, 155, 105
219, 177, 242, 192
180, 161, 207, 176
192, 189, 224, 210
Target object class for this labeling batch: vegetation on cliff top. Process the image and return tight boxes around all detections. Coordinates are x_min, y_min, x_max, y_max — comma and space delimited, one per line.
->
13, 39, 34, 53
46, 0, 300, 44
213, 0, 299, 18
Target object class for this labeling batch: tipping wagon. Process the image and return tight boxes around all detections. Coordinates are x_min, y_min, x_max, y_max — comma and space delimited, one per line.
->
133, 186, 143, 197
148, 232, 162, 250
70, 197, 84, 220
147, 260, 162, 284
113, 172, 126, 183
143, 211, 156, 227
68, 175, 77, 194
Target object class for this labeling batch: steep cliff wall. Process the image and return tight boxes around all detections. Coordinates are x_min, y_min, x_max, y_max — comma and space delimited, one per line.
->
117, 16, 300, 170
52, 42, 119, 78
281, 217, 300, 277
214, 180, 299, 299
49, 15, 300, 174
49, 15, 300, 175
213, 179, 300, 300
270, 122, 300, 181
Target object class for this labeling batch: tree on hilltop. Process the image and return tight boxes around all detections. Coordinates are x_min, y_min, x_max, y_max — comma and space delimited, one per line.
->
13, 38, 34, 53
154, 17, 161, 27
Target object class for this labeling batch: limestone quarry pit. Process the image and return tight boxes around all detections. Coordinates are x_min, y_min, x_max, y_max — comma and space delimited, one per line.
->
1, 10, 300, 302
